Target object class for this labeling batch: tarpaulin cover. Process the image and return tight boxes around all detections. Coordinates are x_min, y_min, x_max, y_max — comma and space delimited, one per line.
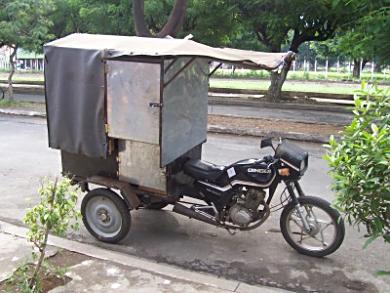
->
45, 34, 294, 70
44, 46, 107, 158
44, 34, 294, 159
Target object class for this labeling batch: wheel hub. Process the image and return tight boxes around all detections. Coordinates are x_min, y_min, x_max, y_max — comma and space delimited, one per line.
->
97, 208, 111, 223
306, 219, 320, 236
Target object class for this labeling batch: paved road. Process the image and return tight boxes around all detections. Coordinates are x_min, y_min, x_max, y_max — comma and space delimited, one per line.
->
0, 115, 389, 293
11, 92, 353, 125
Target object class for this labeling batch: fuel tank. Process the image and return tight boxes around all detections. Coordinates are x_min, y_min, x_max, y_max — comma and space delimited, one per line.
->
216, 158, 276, 187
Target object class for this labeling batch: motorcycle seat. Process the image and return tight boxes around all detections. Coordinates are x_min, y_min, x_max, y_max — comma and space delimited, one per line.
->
184, 159, 225, 181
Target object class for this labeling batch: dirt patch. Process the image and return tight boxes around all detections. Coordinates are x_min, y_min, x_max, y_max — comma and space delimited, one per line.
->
0, 250, 91, 293
0, 263, 70, 293
48, 250, 91, 268
209, 114, 344, 137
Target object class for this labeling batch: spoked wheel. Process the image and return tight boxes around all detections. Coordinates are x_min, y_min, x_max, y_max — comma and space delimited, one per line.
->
81, 188, 131, 244
280, 196, 345, 257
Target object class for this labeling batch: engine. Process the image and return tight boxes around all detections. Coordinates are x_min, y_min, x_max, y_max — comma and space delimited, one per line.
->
228, 188, 266, 227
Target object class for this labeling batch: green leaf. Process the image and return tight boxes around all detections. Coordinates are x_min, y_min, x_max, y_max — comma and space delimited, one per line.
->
376, 271, 390, 277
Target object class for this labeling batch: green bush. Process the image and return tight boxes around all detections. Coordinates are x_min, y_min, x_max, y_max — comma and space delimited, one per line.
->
23, 177, 80, 291
325, 85, 390, 246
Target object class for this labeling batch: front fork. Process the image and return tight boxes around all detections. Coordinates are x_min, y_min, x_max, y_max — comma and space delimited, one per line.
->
286, 181, 311, 232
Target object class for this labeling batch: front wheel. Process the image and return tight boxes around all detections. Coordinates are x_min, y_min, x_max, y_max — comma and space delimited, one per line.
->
280, 196, 345, 257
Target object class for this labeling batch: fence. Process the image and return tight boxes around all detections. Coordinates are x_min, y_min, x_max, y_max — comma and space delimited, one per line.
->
0, 55, 10, 70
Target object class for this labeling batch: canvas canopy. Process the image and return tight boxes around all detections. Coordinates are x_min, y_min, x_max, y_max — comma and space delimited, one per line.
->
44, 34, 294, 159
45, 33, 293, 70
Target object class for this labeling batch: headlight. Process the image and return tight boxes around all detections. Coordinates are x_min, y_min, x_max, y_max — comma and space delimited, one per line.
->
300, 160, 306, 172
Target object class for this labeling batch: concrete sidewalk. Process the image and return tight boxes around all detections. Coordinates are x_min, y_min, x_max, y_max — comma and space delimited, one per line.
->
0, 221, 292, 293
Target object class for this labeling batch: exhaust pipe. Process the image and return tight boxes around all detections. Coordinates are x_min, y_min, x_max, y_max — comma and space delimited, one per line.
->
173, 203, 219, 226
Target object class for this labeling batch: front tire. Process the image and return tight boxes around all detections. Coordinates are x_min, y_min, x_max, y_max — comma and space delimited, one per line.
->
81, 188, 131, 244
280, 196, 345, 257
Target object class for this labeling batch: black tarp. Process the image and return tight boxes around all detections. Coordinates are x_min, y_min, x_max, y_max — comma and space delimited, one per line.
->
44, 46, 107, 158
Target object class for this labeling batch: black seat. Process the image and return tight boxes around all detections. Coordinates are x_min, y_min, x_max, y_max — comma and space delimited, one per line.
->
184, 159, 225, 181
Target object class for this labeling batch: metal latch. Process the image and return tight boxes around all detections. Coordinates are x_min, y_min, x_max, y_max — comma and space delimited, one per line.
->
149, 102, 163, 108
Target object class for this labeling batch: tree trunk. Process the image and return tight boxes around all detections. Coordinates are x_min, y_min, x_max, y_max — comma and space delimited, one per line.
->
352, 59, 360, 79
29, 179, 57, 290
374, 63, 382, 73
157, 0, 188, 38
353, 59, 369, 79
267, 60, 292, 102
133, 0, 153, 37
29, 228, 49, 289
7, 46, 17, 100
133, 0, 187, 38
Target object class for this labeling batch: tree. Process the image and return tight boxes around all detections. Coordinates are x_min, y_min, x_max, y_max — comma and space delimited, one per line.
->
0, 0, 54, 99
24, 177, 80, 291
233, 0, 352, 101
181, 0, 237, 47
333, 1, 390, 78
326, 85, 390, 252
342, 0, 390, 65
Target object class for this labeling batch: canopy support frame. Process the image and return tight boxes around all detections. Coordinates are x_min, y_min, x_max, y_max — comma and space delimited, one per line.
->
164, 57, 179, 73
208, 62, 223, 78
163, 57, 196, 88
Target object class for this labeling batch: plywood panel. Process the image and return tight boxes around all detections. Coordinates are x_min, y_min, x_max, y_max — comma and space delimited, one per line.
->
118, 140, 166, 192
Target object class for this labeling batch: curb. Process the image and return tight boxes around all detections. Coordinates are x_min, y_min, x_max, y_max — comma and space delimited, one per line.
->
208, 125, 332, 144
0, 109, 333, 143
0, 108, 46, 118
0, 221, 292, 293
209, 97, 353, 114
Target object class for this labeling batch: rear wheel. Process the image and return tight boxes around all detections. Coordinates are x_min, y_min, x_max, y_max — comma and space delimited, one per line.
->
280, 196, 345, 257
81, 188, 131, 244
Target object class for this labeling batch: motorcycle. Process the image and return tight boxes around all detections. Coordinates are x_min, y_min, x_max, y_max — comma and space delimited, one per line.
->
82, 138, 345, 257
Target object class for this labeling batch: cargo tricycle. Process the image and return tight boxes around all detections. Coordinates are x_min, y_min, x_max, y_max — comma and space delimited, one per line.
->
44, 34, 344, 257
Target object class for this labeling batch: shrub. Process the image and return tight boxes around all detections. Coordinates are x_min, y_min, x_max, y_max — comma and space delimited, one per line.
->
23, 177, 80, 291
325, 85, 390, 246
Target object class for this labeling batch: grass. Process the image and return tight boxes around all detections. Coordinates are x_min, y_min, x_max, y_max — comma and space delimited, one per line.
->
0, 99, 20, 107
214, 69, 390, 83
210, 79, 360, 95
0, 99, 45, 112
0, 71, 44, 81
1, 70, 388, 95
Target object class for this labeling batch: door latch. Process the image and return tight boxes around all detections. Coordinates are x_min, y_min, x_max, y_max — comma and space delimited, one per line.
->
149, 102, 163, 108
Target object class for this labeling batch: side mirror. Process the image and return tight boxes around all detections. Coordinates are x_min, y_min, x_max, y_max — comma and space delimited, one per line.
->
260, 137, 273, 149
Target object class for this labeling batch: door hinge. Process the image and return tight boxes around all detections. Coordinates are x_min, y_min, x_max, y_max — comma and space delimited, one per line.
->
104, 63, 109, 74
104, 123, 110, 133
